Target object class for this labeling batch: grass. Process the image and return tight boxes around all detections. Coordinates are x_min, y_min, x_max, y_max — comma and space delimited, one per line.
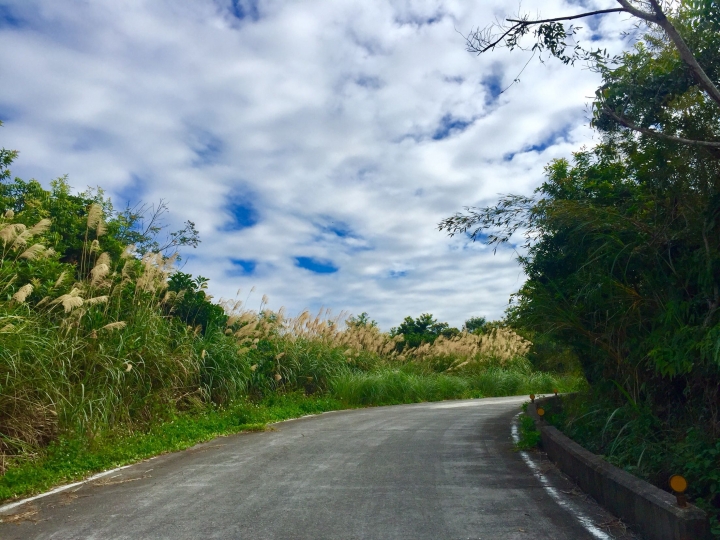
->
515, 413, 541, 450
331, 368, 583, 406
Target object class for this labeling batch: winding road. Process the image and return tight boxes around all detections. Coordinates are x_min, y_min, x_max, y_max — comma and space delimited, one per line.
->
0, 396, 635, 539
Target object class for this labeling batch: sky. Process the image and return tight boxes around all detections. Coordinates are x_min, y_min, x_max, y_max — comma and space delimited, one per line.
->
0, 0, 634, 330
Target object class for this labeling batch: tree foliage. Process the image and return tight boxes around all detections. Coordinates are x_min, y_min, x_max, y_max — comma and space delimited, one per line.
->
442, 2, 720, 429
167, 271, 227, 332
346, 312, 378, 328
0, 136, 217, 335
463, 316, 487, 334
391, 313, 460, 349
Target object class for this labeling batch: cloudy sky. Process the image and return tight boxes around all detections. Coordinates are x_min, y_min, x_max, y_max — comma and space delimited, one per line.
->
0, 0, 633, 329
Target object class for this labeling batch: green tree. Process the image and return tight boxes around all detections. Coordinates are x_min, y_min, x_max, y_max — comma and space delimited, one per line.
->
167, 272, 227, 333
0, 177, 200, 265
463, 316, 487, 334
391, 314, 459, 349
346, 312, 378, 328
441, 4, 720, 413
0, 122, 17, 183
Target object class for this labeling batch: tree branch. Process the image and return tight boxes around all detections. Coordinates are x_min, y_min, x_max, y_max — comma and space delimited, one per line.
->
466, 23, 523, 54
602, 106, 720, 148
615, 0, 720, 106
473, 1, 720, 108
469, 8, 626, 55
506, 8, 626, 25
615, 0, 660, 22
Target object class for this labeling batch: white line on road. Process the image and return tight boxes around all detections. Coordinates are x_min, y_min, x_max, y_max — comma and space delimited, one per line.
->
512, 413, 612, 540
0, 464, 136, 516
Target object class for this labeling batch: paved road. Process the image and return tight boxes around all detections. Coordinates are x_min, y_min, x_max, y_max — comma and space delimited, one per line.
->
0, 396, 634, 539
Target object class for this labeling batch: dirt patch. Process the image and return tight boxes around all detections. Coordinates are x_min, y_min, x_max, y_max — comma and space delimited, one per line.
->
1, 504, 39, 525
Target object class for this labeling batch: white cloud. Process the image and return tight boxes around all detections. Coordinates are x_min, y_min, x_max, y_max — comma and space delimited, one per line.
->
0, 0, 632, 329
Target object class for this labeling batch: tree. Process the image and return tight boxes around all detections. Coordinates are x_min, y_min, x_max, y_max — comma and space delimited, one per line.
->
441, 4, 720, 423
1, 176, 200, 265
346, 312, 378, 328
0, 122, 17, 183
390, 314, 459, 349
466, 0, 720, 149
463, 316, 487, 334
167, 272, 227, 332
115, 199, 200, 258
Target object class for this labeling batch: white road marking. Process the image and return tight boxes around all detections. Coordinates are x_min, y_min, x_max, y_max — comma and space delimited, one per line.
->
0, 463, 137, 516
512, 413, 611, 539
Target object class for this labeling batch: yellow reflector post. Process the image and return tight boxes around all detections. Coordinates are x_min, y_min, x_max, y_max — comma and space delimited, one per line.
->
669, 475, 688, 493
536, 407, 545, 416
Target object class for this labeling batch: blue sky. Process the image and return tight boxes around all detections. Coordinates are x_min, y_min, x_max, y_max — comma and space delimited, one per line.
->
0, 0, 630, 329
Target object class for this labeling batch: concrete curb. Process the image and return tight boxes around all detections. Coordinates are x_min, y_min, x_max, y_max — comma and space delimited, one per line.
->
528, 398, 710, 540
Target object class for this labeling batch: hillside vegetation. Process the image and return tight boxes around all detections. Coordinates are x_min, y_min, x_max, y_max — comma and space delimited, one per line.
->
442, 1, 720, 534
0, 152, 580, 500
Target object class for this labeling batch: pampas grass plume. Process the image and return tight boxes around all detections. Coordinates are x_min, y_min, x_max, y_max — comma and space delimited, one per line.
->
101, 321, 127, 331
19, 244, 46, 260
86, 203, 102, 230
11, 283, 33, 303
28, 218, 51, 237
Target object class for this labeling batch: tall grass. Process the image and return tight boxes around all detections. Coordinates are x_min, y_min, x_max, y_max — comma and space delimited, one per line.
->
0, 209, 250, 472
331, 367, 582, 406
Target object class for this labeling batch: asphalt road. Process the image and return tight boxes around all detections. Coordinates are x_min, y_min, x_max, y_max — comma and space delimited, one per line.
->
0, 396, 635, 539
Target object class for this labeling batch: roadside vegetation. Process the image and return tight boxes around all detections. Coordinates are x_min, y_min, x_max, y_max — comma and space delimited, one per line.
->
0, 149, 581, 502
442, 1, 720, 534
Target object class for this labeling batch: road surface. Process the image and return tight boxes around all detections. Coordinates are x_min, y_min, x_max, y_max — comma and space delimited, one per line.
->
0, 396, 635, 539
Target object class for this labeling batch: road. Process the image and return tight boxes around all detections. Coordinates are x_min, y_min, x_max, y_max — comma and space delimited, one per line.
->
0, 396, 635, 539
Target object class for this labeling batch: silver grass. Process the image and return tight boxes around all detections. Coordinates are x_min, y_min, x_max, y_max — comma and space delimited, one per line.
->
19, 244, 46, 260
28, 218, 51, 237
11, 283, 33, 303
86, 203, 102, 230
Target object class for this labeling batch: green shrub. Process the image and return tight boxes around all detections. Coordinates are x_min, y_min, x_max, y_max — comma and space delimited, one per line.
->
516, 414, 541, 450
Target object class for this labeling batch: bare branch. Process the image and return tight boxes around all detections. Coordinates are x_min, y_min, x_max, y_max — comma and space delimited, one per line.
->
602, 106, 720, 148
466, 22, 524, 54
506, 8, 626, 25
646, 0, 669, 20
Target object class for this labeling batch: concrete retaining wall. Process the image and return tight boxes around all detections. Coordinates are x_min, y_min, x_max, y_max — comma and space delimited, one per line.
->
527, 399, 710, 540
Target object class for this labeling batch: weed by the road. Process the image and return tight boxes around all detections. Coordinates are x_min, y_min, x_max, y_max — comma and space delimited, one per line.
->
331, 370, 478, 405
515, 414, 541, 450
0, 373, 585, 503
